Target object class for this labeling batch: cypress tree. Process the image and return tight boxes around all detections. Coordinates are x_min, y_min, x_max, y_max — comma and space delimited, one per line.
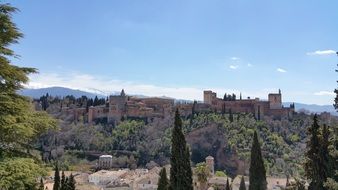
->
93, 96, 99, 106
320, 125, 331, 185
157, 167, 169, 190
39, 178, 44, 190
183, 146, 193, 189
226, 178, 231, 190
229, 109, 233, 122
60, 171, 66, 190
53, 164, 60, 190
240, 176, 246, 190
249, 131, 267, 190
169, 109, 193, 190
305, 115, 323, 190
68, 173, 76, 190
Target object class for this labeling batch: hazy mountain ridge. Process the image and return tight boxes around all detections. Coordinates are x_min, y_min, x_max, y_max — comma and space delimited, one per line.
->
19, 87, 107, 99
20, 87, 335, 114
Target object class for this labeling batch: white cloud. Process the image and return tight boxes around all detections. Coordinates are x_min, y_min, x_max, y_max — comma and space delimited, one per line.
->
314, 91, 335, 96
27, 73, 204, 100
307, 50, 337, 56
26, 72, 279, 101
277, 68, 287, 73
247, 63, 253, 67
229, 65, 239, 69
231, 57, 240, 61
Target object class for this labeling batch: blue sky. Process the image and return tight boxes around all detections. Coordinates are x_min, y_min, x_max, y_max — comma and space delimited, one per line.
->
9, 0, 338, 105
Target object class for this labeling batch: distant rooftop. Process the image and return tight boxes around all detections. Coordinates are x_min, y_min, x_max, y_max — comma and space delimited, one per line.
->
100, 155, 113, 158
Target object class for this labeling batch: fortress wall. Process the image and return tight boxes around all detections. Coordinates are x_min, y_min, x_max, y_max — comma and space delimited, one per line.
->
265, 108, 294, 119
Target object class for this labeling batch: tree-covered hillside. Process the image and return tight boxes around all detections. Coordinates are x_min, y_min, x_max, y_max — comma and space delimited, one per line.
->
35, 95, 336, 177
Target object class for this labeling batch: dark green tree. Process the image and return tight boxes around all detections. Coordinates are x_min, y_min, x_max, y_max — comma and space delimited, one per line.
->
226, 178, 231, 190
60, 171, 66, 190
68, 173, 76, 190
249, 131, 267, 190
39, 178, 44, 190
326, 54, 338, 189
93, 96, 99, 106
305, 115, 324, 190
169, 109, 193, 190
157, 167, 169, 190
240, 176, 246, 190
320, 125, 331, 183
183, 146, 193, 189
0, 3, 56, 188
223, 93, 227, 101
53, 164, 60, 190
229, 109, 234, 122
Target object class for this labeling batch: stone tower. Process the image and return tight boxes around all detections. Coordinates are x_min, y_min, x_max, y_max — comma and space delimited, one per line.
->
268, 89, 282, 109
206, 155, 215, 175
204, 91, 216, 105
108, 89, 128, 123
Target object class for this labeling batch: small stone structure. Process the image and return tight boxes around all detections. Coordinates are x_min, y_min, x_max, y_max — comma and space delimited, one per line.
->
98, 155, 113, 169
206, 155, 215, 175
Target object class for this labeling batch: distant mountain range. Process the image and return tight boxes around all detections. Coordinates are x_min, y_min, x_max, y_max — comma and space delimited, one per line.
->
19, 87, 107, 99
19, 86, 336, 115
284, 102, 336, 115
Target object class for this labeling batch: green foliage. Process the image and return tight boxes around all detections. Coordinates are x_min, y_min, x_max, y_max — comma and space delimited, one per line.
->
324, 177, 338, 190
0, 158, 46, 190
249, 131, 267, 190
285, 178, 306, 190
215, 171, 227, 177
195, 162, 210, 188
0, 3, 56, 189
304, 115, 328, 190
111, 120, 145, 151
157, 167, 169, 190
169, 110, 193, 190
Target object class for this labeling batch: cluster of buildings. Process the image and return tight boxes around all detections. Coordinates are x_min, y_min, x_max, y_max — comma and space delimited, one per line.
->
88, 167, 161, 190
86, 155, 288, 190
62, 89, 295, 125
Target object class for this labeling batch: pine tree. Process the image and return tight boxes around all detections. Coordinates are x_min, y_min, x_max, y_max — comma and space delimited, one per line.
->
53, 164, 60, 190
169, 109, 193, 190
0, 4, 56, 188
68, 173, 76, 190
305, 115, 324, 190
240, 176, 246, 190
226, 178, 231, 190
249, 131, 267, 190
157, 167, 169, 190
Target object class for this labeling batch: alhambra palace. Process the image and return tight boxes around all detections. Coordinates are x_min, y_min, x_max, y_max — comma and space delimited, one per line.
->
63, 89, 295, 124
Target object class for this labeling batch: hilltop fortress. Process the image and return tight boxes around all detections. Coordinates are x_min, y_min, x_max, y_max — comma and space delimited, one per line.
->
63, 89, 295, 124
